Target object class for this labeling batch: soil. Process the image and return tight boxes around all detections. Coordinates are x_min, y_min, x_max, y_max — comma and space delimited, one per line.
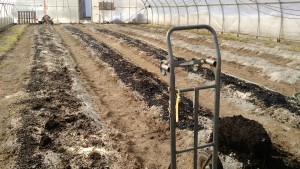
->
0, 23, 299, 169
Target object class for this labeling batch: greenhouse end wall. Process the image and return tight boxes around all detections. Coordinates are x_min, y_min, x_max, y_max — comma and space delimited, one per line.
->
10, 0, 300, 41
14, 0, 79, 23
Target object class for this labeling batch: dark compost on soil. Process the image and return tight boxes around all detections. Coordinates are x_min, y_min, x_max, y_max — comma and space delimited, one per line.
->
95, 28, 300, 116
64, 25, 300, 168
64, 25, 211, 130
16, 26, 110, 168
214, 115, 300, 169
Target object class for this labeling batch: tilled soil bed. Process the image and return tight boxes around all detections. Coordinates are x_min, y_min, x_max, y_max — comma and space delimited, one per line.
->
60, 24, 300, 169
0, 24, 299, 169
1, 25, 143, 168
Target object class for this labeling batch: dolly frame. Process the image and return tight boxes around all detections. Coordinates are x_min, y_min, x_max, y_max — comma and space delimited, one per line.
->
164, 25, 221, 169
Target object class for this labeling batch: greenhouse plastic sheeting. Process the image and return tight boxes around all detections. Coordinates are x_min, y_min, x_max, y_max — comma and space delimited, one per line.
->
0, 0, 15, 31
11, 0, 300, 40
139, 0, 300, 40
14, 0, 79, 23
95, 0, 300, 40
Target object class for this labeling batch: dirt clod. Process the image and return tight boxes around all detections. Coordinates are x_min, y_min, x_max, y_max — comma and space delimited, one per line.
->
44, 119, 60, 131
89, 152, 102, 160
39, 135, 52, 147
216, 115, 274, 168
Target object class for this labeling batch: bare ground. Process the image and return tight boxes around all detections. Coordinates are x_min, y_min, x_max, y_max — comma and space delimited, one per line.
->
0, 26, 33, 168
0, 24, 299, 169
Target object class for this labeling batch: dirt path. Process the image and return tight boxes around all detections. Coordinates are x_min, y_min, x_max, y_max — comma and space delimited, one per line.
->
55, 24, 222, 168
54, 25, 174, 168
0, 25, 32, 169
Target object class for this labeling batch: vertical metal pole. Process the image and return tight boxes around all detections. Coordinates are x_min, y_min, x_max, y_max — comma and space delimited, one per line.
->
4, 2, 6, 26
148, 0, 157, 24
169, 0, 180, 26
9, 2, 11, 25
140, 0, 149, 24
162, 0, 171, 26
278, 0, 283, 42
170, 0, 179, 26
166, 29, 176, 169
91, 0, 93, 22
152, 0, 159, 25
193, 89, 199, 169
204, 0, 210, 25
11, 2, 14, 25
66, 0, 71, 23
1, 4, 3, 29
6, 1, 8, 26
129, 0, 131, 22
212, 28, 221, 169
34, 0, 36, 23
56, 0, 58, 23
2, 0, 4, 27
8, 2, 10, 25
156, 0, 165, 26
235, 0, 240, 36
0, 4, 2, 29
118, 0, 120, 22
26, 11, 29, 23
135, 0, 137, 18
181, 0, 188, 26
4, 1, 7, 26
151, 4, 154, 25
192, 0, 199, 25
8, 0, 10, 25
255, 0, 260, 38
111, 0, 113, 21
11, 1, 13, 25
218, 0, 225, 33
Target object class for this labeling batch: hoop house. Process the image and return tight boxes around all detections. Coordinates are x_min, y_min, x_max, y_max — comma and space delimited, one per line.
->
11, 0, 300, 40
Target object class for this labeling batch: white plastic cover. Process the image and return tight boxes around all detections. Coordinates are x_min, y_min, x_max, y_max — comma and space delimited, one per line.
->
10, 0, 300, 40
0, 0, 15, 30
14, 0, 79, 23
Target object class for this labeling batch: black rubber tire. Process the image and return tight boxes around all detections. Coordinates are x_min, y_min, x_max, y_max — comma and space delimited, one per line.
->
198, 151, 223, 169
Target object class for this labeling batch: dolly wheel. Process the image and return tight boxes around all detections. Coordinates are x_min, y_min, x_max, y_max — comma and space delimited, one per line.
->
198, 151, 223, 169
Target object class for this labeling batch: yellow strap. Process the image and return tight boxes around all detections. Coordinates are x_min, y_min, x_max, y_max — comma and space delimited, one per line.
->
175, 90, 181, 122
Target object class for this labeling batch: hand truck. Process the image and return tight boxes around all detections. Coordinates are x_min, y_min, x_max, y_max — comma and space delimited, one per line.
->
160, 25, 222, 169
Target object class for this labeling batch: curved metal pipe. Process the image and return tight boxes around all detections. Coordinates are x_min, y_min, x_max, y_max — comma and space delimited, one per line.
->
162, 0, 172, 26
148, 0, 159, 25
144, 0, 154, 24
140, 0, 149, 24
156, 0, 166, 26
235, 0, 240, 36
192, 0, 199, 25
254, 0, 260, 38
278, 0, 283, 42
203, 0, 211, 26
171, 0, 180, 26
182, 0, 189, 25
218, 0, 225, 33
